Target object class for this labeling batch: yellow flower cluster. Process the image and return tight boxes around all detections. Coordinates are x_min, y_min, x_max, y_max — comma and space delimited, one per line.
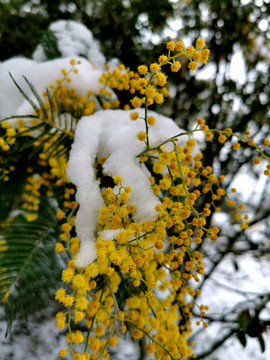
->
40, 59, 97, 123
1, 37, 270, 360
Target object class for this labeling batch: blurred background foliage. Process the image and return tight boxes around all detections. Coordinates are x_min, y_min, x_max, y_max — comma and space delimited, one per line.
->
0, 0, 269, 359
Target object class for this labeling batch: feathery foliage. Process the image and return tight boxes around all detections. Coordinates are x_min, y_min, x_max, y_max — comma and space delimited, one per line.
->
0, 197, 68, 334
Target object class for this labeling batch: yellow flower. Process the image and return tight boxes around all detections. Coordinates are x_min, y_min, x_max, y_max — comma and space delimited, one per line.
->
55, 243, 65, 252
154, 93, 164, 104
61, 223, 72, 232
147, 116, 156, 126
170, 61, 181, 72
108, 336, 118, 347
130, 96, 142, 108
62, 268, 74, 282
150, 63, 160, 72
167, 41, 175, 51
94, 325, 105, 336
138, 65, 148, 74
188, 61, 197, 71
132, 329, 143, 339
186, 46, 195, 55
175, 41, 184, 52
72, 330, 84, 344
196, 38, 205, 48
158, 55, 167, 63
130, 112, 139, 121
56, 210, 65, 219
155, 72, 167, 87
59, 349, 67, 358
137, 131, 147, 141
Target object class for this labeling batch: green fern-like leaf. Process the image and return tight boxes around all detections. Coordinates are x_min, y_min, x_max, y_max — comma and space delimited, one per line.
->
0, 197, 68, 334
1, 74, 74, 159
38, 30, 61, 60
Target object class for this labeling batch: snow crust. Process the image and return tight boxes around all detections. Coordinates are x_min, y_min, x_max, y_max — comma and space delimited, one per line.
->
66, 109, 188, 267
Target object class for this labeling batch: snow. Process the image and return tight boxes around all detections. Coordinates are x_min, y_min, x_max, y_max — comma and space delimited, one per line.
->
33, 20, 106, 69
66, 109, 189, 267
0, 56, 104, 125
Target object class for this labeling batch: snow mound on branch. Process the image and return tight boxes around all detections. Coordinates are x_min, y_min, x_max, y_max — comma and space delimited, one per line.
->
66, 109, 189, 268
33, 20, 114, 70
0, 56, 103, 124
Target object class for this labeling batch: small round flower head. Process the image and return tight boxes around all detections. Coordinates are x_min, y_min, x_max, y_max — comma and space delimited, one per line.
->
188, 61, 197, 71
167, 41, 176, 51
176, 41, 184, 52
147, 116, 156, 126
59, 349, 67, 358
55, 243, 65, 252
171, 61, 181, 72
154, 93, 164, 104
186, 46, 195, 55
158, 55, 167, 63
150, 63, 160, 72
130, 112, 139, 121
218, 135, 227, 143
155, 72, 167, 87
138, 65, 148, 74
130, 96, 142, 108
233, 142, 240, 150
137, 131, 147, 141
196, 38, 205, 48
108, 336, 118, 347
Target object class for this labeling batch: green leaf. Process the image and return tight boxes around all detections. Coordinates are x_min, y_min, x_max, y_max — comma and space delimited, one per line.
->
237, 330, 247, 348
8, 73, 40, 115
0, 197, 68, 333
258, 336, 265, 353
39, 29, 61, 60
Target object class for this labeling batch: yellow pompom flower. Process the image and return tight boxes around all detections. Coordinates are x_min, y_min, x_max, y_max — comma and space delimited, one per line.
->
145, 86, 156, 98
147, 116, 156, 126
94, 325, 105, 336
74, 311, 85, 323
175, 41, 184, 52
155, 72, 167, 87
130, 96, 142, 108
56, 210, 65, 219
167, 41, 176, 51
72, 330, 84, 344
132, 329, 143, 339
158, 55, 167, 63
233, 142, 240, 150
137, 131, 147, 141
130, 112, 139, 121
113, 175, 124, 184
62, 295, 74, 307
59, 349, 67, 358
55, 243, 65, 252
188, 61, 197, 71
154, 93, 164, 104
146, 343, 156, 353
150, 63, 160, 72
218, 135, 227, 143
196, 38, 205, 48
186, 46, 195, 55
138, 65, 148, 74
108, 336, 118, 347
62, 268, 74, 282
61, 223, 72, 232
171, 61, 181, 72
